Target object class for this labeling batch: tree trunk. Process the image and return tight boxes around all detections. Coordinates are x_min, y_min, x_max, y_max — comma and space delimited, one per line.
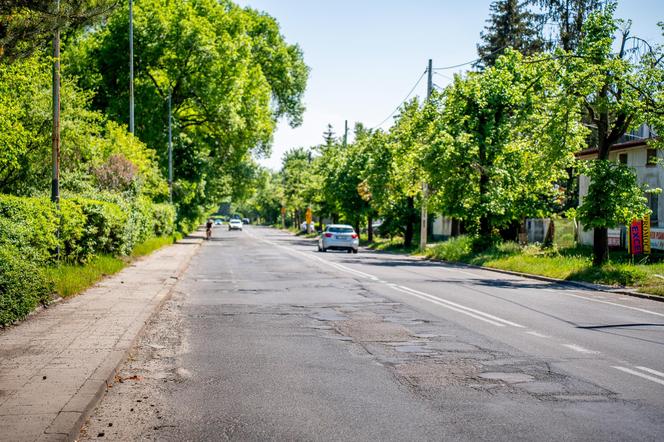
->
593, 227, 608, 266
451, 218, 461, 237
404, 197, 415, 247
367, 213, 373, 243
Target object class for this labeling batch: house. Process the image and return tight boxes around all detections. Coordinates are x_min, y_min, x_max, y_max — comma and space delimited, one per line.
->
576, 126, 662, 249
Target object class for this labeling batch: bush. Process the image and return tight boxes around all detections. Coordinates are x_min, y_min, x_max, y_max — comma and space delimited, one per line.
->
59, 199, 87, 262
0, 194, 58, 263
425, 235, 475, 262
72, 196, 128, 256
0, 245, 53, 326
151, 203, 176, 237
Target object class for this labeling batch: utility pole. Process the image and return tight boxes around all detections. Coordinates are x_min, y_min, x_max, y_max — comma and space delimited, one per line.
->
343, 120, 348, 147
168, 90, 173, 203
129, 0, 135, 134
52, 0, 61, 259
419, 59, 433, 250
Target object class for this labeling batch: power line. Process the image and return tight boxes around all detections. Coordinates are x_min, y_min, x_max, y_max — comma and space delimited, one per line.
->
433, 46, 506, 71
372, 69, 427, 129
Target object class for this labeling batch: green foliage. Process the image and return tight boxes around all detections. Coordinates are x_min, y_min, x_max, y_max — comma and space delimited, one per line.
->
577, 160, 650, 229
151, 203, 176, 237
0, 245, 53, 326
66, 0, 309, 227
427, 50, 584, 235
0, 194, 58, 263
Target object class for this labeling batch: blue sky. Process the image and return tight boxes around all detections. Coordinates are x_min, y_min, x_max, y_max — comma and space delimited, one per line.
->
234, 1, 664, 170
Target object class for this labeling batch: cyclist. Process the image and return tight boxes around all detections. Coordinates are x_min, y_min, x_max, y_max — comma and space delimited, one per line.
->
205, 219, 213, 240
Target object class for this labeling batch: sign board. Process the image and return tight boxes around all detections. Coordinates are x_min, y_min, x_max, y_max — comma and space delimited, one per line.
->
630, 220, 643, 255
643, 214, 651, 254
305, 207, 312, 225
651, 228, 664, 250
607, 228, 621, 247
280, 207, 286, 216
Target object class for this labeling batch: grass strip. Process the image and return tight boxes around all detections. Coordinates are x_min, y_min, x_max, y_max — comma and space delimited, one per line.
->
421, 236, 664, 296
46, 235, 178, 298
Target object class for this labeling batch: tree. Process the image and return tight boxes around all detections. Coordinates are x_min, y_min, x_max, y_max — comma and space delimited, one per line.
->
426, 50, 584, 241
65, 0, 308, 224
477, 0, 545, 68
0, 0, 118, 61
564, 4, 664, 264
530, 0, 606, 51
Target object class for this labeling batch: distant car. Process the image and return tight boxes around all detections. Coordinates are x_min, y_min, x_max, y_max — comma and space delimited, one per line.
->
228, 219, 243, 231
318, 224, 359, 253
214, 219, 222, 226
242, 218, 250, 225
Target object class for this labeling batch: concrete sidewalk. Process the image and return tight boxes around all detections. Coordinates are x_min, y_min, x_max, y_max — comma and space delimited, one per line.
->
0, 235, 202, 442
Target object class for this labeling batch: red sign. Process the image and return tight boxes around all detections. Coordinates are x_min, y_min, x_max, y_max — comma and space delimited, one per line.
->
630, 220, 643, 255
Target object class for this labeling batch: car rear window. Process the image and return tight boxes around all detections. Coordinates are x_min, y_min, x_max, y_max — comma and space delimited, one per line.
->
328, 227, 354, 233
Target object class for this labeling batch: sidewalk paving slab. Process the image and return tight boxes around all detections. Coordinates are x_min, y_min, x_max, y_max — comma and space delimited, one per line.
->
0, 235, 202, 442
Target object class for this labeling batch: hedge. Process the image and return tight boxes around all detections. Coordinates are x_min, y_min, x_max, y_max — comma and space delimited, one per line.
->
0, 245, 53, 326
0, 193, 177, 325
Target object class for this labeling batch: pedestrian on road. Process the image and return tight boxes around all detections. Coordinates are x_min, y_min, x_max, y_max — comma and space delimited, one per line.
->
206, 219, 213, 240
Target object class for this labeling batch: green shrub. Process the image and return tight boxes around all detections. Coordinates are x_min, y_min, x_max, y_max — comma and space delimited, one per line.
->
0, 194, 57, 263
425, 235, 475, 262
0, 245, 53, 326
151, 203, 176, 236
59, 199, 87, 262
72, 197, 128, 256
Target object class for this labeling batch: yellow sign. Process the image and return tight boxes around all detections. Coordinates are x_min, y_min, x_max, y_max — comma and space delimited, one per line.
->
305, 207, 312, 224
643, 214, 651, 254
281, 207, 286, 216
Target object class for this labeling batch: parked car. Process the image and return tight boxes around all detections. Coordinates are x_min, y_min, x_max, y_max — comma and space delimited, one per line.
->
228, 219, 243, 231
318, 224, 359, 253
242, 218, 250, 225
214, 219, 222, 226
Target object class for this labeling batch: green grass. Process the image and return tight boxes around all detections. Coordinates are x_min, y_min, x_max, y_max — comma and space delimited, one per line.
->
45, 255, 125, 298
131, 235, 178, 258
45, 235, 177, 299
367, 236, 419, 254
421, 236, 664, 296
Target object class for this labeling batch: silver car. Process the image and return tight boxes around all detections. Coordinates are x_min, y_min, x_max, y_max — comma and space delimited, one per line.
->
318, 224, 359, 253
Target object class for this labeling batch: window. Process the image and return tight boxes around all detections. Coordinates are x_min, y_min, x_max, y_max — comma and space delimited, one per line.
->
646, 149, 657, 167
619, 153, 628, 165
649, 193, 659, 227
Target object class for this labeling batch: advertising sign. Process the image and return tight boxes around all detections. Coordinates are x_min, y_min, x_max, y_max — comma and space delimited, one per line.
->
630, 220, 643, 255
643, 214, 651, 254
305, 207, 312, 224
607, 228, 621, 247
651, 228, 664, 250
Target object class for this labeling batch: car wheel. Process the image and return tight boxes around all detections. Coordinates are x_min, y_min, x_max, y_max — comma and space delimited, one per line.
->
321, 247, 327, 252
317, 244, 322, 252
352, 249, 358, 254
347, 249, 352, 254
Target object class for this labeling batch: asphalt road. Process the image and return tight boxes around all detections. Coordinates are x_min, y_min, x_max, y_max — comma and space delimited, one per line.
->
79, 225, 664, 441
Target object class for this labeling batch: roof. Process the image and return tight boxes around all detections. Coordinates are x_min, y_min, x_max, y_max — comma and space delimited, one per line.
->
575, 139, 654, 158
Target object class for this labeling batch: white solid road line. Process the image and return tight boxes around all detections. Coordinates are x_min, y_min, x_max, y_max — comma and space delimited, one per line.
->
388, 284, 507, 327
525, 331, 549, 338
613, 366, 664, 387
393, 284, 526, 328
636, 366, 664, 379
560, 293, 664, 318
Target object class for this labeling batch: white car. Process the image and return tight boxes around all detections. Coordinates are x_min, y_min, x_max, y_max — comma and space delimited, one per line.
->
228, 219, 243, 231
318, 224, 359, 253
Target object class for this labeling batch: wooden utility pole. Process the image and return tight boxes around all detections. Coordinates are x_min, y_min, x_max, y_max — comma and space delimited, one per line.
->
343, 120, 348, 147
52, 0, 61, 260
129, 0, 135, 134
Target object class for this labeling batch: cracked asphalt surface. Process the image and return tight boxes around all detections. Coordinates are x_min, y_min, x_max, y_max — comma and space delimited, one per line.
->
79, 226, 664, 441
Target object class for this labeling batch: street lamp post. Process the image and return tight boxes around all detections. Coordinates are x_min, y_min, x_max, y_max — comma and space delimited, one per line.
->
129, 0, 134, 134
